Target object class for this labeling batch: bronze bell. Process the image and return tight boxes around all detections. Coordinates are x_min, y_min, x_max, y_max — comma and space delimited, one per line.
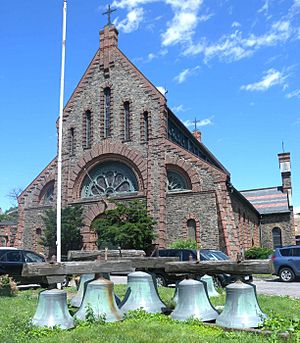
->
74, 277, 123, 322
171, 279, 219, 322
32, 289, 74, 329
71, 273, 95, 308
200, 275, 219, 297
216, 280, 267, 329
120, 271, 166, 314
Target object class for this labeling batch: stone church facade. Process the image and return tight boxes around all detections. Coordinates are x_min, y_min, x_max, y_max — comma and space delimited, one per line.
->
15, 24, 295, 257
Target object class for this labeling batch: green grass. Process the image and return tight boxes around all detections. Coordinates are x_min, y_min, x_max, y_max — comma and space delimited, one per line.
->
0, 285, 299, 343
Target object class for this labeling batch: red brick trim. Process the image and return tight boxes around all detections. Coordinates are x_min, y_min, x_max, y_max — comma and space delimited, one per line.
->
215, 182, 240, 258
99, 82, 114, 139
182, 214, 201, 245
165, 156, 201, 192
119, 98, 133, 141
68, 142, 147, 201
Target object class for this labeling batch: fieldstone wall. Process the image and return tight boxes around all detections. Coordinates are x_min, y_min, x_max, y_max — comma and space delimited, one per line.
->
260, 212, 295, 248
230, 192, 260, 250
165, 191, 220, 250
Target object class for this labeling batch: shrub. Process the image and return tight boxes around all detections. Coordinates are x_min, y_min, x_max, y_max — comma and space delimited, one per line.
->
169, 239, 198, 249
0, 274, 18, 297
92, 200, 156, 251
244, 247, 274, 260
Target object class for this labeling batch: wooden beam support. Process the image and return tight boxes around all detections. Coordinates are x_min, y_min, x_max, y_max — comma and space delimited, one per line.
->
165, 260, 274, 275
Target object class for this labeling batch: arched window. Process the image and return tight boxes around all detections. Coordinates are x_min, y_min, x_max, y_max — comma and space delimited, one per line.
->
84, 110, 92, 148
143, 111, 149, 142
124, 101, 130, 141
81, 161, 138, 198
272, 227, 282, 248
36, 228, 42, 236
167, 170, 190, 192
104, 87, 111, 138
39, 182, 54, 205
187, 219, 196, 240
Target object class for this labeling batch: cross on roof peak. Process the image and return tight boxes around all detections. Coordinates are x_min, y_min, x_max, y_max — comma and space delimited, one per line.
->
102, 4, 117, 26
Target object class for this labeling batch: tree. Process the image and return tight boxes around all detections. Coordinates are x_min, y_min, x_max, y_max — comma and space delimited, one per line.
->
92, 200, 156, 251
41, 206, 84, 256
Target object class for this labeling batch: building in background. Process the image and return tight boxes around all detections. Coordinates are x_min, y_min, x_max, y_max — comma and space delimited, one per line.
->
15, 24, 295, 256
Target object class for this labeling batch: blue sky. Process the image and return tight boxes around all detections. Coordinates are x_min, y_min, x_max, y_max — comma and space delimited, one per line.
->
0, 0, 299, 212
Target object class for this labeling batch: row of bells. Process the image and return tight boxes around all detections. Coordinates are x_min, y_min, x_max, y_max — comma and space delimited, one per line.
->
32, 271, 266, 330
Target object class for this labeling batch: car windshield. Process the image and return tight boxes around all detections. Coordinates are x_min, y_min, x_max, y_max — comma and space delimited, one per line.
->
200, 250, 230, 261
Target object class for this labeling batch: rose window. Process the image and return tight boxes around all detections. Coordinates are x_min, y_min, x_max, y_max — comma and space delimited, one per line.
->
81, 162, 138, 198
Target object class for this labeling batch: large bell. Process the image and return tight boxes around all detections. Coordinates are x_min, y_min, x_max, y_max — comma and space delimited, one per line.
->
216, 280, 267, 329
200, 275, 219, 297
120, 271, 166, 314
74, 277, 123, 322
71, 273, 95, 308
171, 279, 219, 322
32, 289, 74, 329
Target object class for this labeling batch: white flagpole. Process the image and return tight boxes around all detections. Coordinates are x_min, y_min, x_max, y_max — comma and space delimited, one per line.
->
56, 0, 67, 279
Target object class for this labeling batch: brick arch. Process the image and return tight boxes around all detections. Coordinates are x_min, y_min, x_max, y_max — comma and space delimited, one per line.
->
31, 173, 56, 206
166, 155, 201, 192
182, 214, 201, 245
68, 142, 147, 201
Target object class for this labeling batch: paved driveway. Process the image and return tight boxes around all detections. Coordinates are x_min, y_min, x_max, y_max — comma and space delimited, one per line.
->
253, 277, 300, 298
111, 276, 300, 298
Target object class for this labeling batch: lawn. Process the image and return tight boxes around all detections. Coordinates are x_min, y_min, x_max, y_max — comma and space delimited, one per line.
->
0, 285, 300, 343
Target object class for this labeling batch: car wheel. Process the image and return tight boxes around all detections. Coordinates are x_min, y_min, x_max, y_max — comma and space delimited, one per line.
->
154, 274, 167, 287
279, 267, 295, 282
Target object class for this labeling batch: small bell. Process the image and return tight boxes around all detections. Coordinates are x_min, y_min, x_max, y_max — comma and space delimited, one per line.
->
74, 277, 123, 322
200, 275, 219, 297
120, 271, 166, 314
71, 273, 95, 308
216, 281, 267, 329
171, 279, 219, 322
32, 289, 74, 329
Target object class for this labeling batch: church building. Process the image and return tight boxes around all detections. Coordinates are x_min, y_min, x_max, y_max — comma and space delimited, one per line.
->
15, 23, 295, 257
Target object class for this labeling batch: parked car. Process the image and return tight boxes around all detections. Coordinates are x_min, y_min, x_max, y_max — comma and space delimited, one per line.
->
142, 248, 252, 287
0, 248, 49, 287
271, 245, 300, 282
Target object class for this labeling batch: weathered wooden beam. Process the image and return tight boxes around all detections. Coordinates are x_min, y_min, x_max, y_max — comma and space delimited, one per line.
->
22, 260, 134, 277
67, 249, 146, 261
165, 260, 274, 275
22, 257, 178, 277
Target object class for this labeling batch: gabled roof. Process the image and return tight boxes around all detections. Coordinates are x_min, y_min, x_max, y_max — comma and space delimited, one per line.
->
241, 187, 290, 215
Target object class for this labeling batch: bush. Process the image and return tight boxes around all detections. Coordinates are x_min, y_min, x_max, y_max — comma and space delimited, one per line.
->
92, 200, 156, 251
0, 275, 18, 297
169, 239, 197, 249
244, 247, 274, 260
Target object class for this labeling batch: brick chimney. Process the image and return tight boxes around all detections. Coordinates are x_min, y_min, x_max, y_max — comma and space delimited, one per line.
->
193, 130, 202, 142
278, 152, 292, 205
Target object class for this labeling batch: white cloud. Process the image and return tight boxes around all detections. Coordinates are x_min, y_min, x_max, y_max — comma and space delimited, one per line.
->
174, 66, 200, 83
241, 69, 288, 92
286, 89, 300, 98
171, 104, 188, 112
112, 0, 156, 9
156, 86, 167, 95
257, 0, 269, 15
182, 117, 213, 128
184, 16, 296, 63
232, 21, 241, 28
115, 7, 144, 33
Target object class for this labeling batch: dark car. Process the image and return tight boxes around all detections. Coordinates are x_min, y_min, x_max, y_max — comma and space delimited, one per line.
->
145, 248, 252, 287
271, 245, 300, 282
0, 248, 49, 287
